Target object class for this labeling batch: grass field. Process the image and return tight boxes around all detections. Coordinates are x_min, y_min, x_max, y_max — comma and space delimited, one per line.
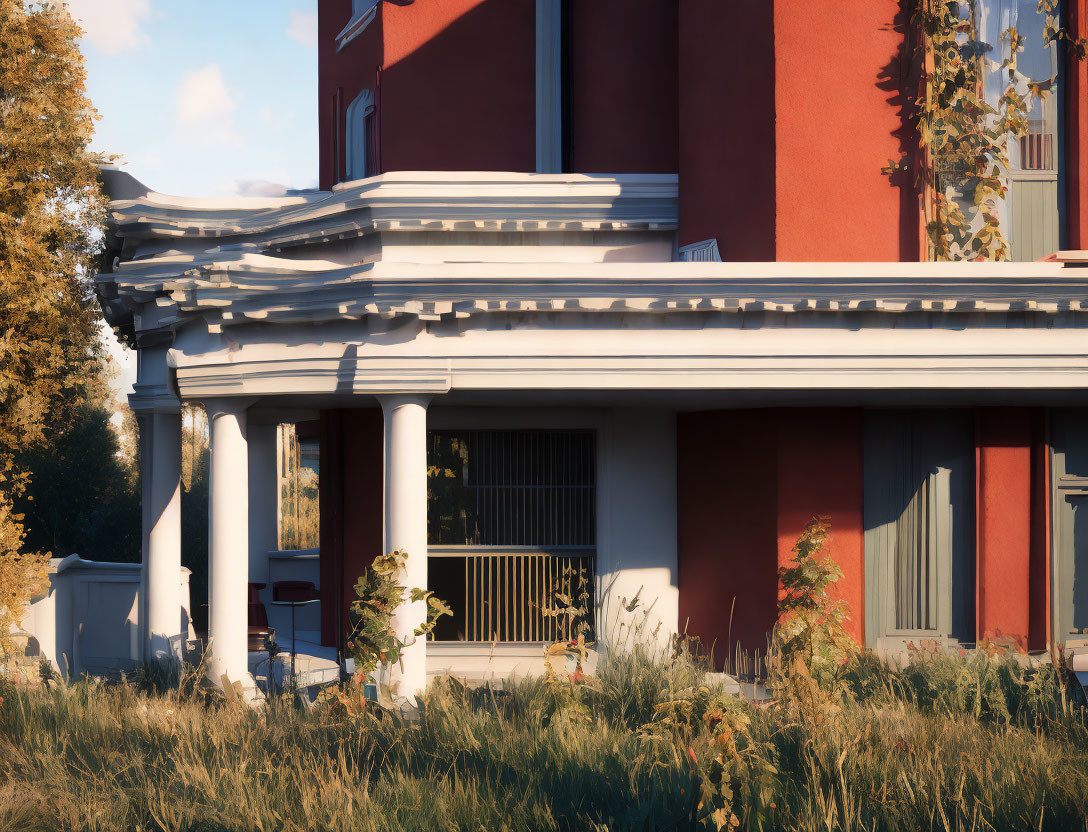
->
2, 643, 1087, 832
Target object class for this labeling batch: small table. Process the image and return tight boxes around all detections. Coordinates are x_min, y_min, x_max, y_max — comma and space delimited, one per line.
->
271, 581, 320, 695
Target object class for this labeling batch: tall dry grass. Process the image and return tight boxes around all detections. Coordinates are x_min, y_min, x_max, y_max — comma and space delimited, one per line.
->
2, 643, 1087, 831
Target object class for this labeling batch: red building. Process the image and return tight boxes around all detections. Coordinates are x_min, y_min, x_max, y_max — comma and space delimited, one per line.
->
96, 0, 1088, 694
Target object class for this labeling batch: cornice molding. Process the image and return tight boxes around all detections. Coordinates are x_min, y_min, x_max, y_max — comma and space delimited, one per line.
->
171, 349, 1088, 399
102, 171, 679, 244
99, 258, 1088, 333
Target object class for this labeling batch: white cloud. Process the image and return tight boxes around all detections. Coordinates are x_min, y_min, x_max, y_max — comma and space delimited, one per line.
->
259, 105, 296, 134
175, 63, 242, 147
231, 179, 290, 198
67, 0, 153, 56
176, 63, 234, 123
287, 9, 318, 49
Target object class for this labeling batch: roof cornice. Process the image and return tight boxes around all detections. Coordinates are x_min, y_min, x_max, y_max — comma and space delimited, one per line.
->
103, 171, 680, 245
97, 258, 1088, 333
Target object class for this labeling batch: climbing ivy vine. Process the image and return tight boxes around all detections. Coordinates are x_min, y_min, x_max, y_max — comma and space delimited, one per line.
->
891, 0, 1086, 260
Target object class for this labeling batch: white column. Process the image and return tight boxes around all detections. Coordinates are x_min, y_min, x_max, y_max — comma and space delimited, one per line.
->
137, 414, 151, 660
380, 394, 430, 699
147, 410, 183, 660
207, 398, 255, 694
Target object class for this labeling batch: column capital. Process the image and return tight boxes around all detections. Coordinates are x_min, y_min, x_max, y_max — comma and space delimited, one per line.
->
129, 384, 181, 416
377, 393, 432, 412
203, 396, 258, 420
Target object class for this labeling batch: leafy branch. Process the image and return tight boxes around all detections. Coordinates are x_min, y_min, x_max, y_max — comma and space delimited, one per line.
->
891, 0, 1085, 260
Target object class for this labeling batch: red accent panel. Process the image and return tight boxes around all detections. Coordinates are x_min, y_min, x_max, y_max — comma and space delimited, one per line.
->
774, 0, 917, 261
379, 0, 535, 172
318, 408, 384, 647
976, 408, 1033, 647
569, 0, 677, 174
678, 0, 775, 258
774, 409, 865, 644
340, 408, 384, 631
677, 410, 778, 661
319, 410, 344, 645
1066, 1, 1088, 249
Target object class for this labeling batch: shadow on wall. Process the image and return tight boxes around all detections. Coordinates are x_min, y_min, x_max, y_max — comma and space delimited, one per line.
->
18, 556, 194, 679
378, 0, 535, 173
876, 1, 922, 262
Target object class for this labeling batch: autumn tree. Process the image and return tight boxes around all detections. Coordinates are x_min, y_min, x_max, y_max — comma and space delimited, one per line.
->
0, 1, 106, 654
13, 384, 140, 564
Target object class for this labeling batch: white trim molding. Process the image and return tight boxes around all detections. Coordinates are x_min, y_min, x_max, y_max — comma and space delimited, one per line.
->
679, 238, 721, 262
345, 89, 374, 181
336, 0, 378, 51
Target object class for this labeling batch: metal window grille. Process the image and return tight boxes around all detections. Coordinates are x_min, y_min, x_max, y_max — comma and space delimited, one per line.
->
428, 430, 596, 642
1020, 129, 1053, 171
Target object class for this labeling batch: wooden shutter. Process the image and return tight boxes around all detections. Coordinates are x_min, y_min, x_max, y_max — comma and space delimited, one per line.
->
864, 410, 975, 648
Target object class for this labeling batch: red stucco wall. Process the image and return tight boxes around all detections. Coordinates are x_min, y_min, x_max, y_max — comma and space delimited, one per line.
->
319, 408, 383, 646
318, 0, 384, 190
678, 408, 865, 659
677, 0, 775, 259
774, 409, 865, 644
677, 0, 917, 261
677, 410, 779, 660
569, 0, 677, 174
380, 0, 534, 172
773, 0, 917, 261
975, 408, 1048, 648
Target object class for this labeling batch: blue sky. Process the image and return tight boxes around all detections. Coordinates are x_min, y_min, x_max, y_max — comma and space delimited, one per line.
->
71, 0, 320, 398
73, 0, 319, 197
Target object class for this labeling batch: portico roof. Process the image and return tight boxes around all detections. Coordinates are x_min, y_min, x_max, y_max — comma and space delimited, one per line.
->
96, 168, 1088, 340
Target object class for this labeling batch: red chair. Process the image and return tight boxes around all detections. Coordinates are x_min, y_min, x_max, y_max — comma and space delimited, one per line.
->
247, 583, 275, 652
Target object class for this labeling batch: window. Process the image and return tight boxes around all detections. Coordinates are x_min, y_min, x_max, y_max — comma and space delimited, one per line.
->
978, 0, 1061, 260
345, 89, 374, 182
427, 430, 596, 642
864, 411, 975, 648
1004, 0, 1061, 260
337, 0, 380, 52
278, 423, 319, 550
1049, 410, 1088, 640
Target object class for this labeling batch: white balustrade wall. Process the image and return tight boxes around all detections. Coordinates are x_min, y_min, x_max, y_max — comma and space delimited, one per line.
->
14, 555, 194, 679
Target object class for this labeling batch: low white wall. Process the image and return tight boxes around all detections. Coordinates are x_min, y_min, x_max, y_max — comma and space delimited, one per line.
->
15, 556, 193, 679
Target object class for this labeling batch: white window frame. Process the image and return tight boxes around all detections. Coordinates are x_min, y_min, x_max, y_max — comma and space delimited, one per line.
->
337, 0, 380, 52
345, 89, 374, 182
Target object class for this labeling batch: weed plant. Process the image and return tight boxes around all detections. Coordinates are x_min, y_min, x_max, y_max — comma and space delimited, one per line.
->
3, 525, 1088, 830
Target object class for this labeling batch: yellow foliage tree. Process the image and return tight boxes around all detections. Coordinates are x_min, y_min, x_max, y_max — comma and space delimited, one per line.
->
0, 1, 106, 657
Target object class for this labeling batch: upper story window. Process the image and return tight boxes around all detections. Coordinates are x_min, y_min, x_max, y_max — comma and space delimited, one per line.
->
1006, 0, 1059, 173
935, 0, 1063, 261
337, 0, 380, 52
345, 89, 374, 181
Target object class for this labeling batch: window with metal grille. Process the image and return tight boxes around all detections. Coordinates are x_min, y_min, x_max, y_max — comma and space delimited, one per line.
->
427, 430, 596, 642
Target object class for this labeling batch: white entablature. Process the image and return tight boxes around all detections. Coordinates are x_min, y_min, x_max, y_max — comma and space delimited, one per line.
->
98, 167, 1088, 341
96, 168, 1088, 401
